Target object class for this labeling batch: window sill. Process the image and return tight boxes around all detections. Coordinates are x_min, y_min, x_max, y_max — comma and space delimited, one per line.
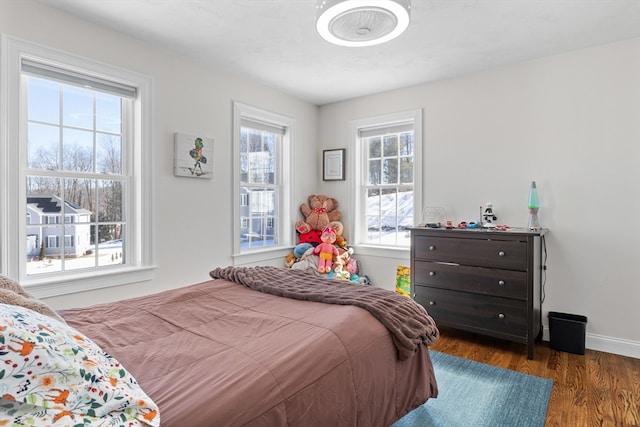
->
25, 266, 157, 299
350, 244, 409, 259
232, 246, 292, 266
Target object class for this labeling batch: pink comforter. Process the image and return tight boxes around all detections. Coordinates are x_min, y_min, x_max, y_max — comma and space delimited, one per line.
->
62, 278, 438, 426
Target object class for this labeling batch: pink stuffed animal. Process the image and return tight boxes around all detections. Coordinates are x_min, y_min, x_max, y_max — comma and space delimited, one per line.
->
314, 226, 339, 273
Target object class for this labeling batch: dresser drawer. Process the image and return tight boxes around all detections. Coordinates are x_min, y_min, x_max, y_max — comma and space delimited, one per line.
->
413, 236, 527, 270
414, 286, 527, 337
413, 260, 527, 299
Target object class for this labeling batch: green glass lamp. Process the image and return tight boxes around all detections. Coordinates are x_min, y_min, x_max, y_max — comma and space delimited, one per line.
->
528, 181, 540, 230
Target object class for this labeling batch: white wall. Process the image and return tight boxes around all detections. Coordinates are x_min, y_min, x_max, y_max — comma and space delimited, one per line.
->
2, 0, 639, 358
318, 38, 640, 358
0, 0, 319, 307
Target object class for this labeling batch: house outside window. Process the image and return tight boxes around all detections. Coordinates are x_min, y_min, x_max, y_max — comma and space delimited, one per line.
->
26, 195, 91, 261
233, 102, 293, 257
1, 37, 154, 296
350, 110, 422, 249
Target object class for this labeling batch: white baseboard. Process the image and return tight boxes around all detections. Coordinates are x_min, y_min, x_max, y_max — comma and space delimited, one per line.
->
585, 333, 640, 359
542, 327, 640, 359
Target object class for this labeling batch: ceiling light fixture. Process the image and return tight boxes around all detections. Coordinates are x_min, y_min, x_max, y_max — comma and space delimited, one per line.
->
316, 0, 411, 47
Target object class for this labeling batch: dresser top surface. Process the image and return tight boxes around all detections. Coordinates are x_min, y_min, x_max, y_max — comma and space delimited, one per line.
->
409, 226, 548, 237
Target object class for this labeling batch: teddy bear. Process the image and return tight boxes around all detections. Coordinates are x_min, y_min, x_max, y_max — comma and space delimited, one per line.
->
295, 220, 322, 245
313, 226, 340, 273
300, 194, 341, 232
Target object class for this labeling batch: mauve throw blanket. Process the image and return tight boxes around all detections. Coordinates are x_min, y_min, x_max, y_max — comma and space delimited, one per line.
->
210, 266, 439, 361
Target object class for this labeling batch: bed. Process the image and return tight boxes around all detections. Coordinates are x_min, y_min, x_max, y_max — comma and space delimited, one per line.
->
1, 266, 439, 427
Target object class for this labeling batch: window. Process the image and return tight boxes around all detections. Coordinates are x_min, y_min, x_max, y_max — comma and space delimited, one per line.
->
1, 37, 154, 296
233, 102, 293, 258
350, 110, 422, 249
47, 236, 59, 248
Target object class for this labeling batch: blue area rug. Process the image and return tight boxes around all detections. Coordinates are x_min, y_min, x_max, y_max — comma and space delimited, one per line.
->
393, 351, 553, 427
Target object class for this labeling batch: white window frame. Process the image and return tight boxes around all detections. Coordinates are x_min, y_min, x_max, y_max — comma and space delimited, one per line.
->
232, 102, 293, 264
0, 36, 155, 297
349, 109, 423, 258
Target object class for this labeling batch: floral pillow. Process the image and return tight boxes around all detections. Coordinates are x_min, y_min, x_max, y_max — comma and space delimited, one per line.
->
0, 303, 160, 426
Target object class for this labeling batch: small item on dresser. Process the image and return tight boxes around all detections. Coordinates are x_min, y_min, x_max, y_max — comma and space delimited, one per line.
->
528, 181, 541, 230
445, 220, 453, 229
466, 222, 479, 229
422, 207, 446, 226
482, 202, 498, 228
425, 223, 440, 228
457, 221, 467, 229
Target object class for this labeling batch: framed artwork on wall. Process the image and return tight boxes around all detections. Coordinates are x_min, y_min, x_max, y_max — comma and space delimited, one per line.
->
174, 132, 214, 178
323, 148, 345, 181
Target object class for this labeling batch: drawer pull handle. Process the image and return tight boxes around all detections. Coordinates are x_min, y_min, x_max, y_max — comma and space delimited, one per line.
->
498, 313, 505, 319
498, 251, 506, 257
429, 271, 436, 276
498, 280, 505, 286
429, 301, 436, 306
429, 245, 436, 251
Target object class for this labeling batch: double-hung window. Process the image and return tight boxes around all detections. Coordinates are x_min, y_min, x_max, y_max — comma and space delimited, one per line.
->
233, 102, 293, 259
1, 37, 154, 296
350, 110, 422, 249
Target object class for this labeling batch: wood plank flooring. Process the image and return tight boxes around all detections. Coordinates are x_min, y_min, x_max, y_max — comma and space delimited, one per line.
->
429, 326, 640, 427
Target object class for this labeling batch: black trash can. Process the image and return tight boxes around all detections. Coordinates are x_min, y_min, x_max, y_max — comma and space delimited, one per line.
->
548, 311, 587, 355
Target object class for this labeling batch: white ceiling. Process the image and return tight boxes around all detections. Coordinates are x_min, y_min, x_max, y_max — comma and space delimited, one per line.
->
37, 0, 640, 106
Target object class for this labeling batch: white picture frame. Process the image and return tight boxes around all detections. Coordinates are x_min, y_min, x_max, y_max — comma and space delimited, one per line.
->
323, 148, 345, 181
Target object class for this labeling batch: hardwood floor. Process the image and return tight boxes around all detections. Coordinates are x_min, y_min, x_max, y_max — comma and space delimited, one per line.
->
429, 326, 640, 427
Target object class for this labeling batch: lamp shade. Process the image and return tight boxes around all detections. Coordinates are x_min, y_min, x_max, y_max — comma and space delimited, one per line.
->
316, 0, 411, 47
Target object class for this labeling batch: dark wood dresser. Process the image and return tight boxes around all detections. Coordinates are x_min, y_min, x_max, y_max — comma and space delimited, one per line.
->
410, 227, 547, 359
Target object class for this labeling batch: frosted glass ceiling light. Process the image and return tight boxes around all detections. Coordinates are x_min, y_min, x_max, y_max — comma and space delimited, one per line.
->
316, 0, 411, 47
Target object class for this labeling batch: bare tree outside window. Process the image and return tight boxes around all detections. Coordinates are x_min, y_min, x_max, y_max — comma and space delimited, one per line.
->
25, 77, 126, 275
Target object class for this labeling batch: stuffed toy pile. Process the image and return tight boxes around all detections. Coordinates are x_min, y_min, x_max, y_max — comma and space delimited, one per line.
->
285, 194, 368, 284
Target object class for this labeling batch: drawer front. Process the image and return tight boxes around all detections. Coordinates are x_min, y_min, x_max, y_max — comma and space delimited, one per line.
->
414, 236, 527, 270
413, 261, 527, 300
414, 286, 527, 337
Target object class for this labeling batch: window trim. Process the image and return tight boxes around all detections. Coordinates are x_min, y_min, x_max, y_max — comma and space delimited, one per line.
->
232, 101, 294, 263
348, 109, 423, 256
1, 36, 156, 297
